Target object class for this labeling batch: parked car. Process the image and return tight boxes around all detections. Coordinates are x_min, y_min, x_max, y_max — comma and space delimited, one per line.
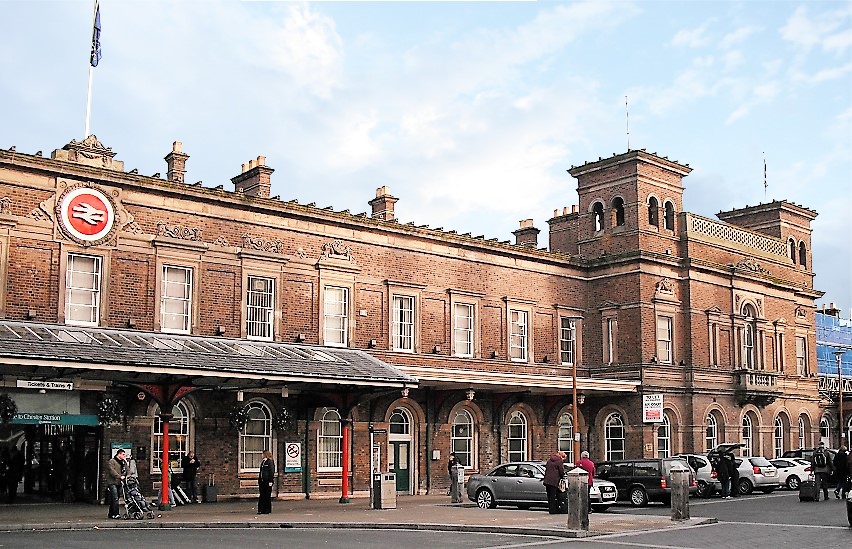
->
770, 458, 812, 490
596, 458, 697, 507
465, 461, 618, 511
673, 453, 718, 497
708, 444, 781, 495
782, 447, 838, 462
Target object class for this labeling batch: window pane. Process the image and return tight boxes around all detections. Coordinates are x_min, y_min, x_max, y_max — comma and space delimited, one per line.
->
65, 254, 101, 325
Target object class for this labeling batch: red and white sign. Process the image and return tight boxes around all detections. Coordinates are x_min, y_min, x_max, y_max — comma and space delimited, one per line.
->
59, 187, 115, 242
643, 394, 664, 423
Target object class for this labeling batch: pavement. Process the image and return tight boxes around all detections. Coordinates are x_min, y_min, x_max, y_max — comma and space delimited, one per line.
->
0, 494, 716, 538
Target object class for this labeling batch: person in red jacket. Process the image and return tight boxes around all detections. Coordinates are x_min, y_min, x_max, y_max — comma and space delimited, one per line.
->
576, 450, 596, 513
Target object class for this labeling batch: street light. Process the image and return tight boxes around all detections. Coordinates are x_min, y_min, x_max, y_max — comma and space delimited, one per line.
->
835, 350, 845, 445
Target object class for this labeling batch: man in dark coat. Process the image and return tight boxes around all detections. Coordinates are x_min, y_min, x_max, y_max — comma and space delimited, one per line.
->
181, 450, 201, 503
105, 449, 127, 519
543, 451, 565, 514
833, 446, 848, 499
6, 447, 24, 503
727, 453, 740, 497
257, 449, 275, 514
715, 453, 732, 498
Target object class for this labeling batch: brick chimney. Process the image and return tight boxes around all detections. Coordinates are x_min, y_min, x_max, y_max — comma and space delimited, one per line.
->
368, 186, 398, 221
231, 156, 273, 198
513, 219, 540, 248
165, 141, 189, 183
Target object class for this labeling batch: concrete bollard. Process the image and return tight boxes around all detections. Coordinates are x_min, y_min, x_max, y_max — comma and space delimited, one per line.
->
670, 461, 690, 521
566, 467, 589, 531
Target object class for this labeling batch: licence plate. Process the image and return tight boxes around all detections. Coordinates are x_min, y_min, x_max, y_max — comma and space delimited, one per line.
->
602, 493, 616, 500
765, 471, 775, 476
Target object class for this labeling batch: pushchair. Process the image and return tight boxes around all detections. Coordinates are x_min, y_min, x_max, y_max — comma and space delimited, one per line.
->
121, 475, 157, 520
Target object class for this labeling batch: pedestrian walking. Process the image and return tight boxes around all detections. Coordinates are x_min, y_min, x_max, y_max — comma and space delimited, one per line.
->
810, 441, 833, 501
833, 446, 848, 499
105, 449, 127, 519
6, 446, 23, 503
543, 451, 565, 514
257, 449, 274, 514
715, 453, 732, 498
182, 450, 201, 503
576, 450, 596, 512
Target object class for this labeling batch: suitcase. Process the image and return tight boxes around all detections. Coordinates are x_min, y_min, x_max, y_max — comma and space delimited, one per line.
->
799, 475, 817, 502
203, 474, 218, 503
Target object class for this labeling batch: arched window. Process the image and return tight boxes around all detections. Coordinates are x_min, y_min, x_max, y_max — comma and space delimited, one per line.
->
742, 414, 754, 457
789, 239, 797, 264
820, 416, 830, 446
663, 201, 675, 230
774, 417, 784, 458
612, 197, 625, 227
798, 242, 807, 269
318, 408, 342, 471
389, 407, 410, 435
706, 413, 718, 452
592, 202, 605, 232
657, 413, 671, 458
648, 197, 659, 227
742, 304, 756, 369
239, 401, 273, 472
152, 401, 192, 473
507, 411, 528, 462
557, 412, 574, 464
798, 416, 806, 449
452, 410, 475, 468
605, 413, 625, 461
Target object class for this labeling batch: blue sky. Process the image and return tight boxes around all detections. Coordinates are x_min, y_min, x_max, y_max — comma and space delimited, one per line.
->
1, 1, 850, 313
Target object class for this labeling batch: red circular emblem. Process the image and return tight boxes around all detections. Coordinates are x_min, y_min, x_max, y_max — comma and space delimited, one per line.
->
59, 187, 115, 242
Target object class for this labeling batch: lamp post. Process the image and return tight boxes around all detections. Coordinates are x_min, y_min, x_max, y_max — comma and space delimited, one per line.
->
836, 350, 845, 445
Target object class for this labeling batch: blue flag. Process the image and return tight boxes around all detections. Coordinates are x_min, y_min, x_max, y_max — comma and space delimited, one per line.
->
90, 3, 102, 67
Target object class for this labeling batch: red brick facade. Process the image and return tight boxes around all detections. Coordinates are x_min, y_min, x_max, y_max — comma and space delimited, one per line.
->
0, 138, 824, 502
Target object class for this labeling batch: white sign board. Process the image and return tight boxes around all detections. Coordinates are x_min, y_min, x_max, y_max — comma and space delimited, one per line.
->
284, 442, 302, 472
17, 380, 73, 391
643, 394, 663, 423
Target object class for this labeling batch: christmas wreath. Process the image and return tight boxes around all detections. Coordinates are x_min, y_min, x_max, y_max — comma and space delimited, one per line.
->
228, 405, 250, 431
0, 393, 17, 424
97, 396, 124, 425
274, 406, 294, 431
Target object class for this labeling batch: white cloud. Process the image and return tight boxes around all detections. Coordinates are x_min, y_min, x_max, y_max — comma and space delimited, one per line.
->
719, 25, 760, 49
780, 5, 852, 53
671, 21, 713, 48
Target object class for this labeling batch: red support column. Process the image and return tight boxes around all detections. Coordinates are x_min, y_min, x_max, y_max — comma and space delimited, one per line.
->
159, 412, 173, 510
339, 419, 352, 504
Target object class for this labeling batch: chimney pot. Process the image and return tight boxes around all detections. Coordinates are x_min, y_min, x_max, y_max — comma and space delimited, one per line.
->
553, 209, 559, 218
232, 157, 274, 198
257, 155, 266, 166
520, 218, 533, 229
173, 141, 182, 153
376, 186, 389, 198
513, 220, 540, 248
369, 187, 398, 221
572, 205, 578, 214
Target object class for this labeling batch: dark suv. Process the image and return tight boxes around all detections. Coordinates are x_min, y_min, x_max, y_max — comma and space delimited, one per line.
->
596, 458, 697, 507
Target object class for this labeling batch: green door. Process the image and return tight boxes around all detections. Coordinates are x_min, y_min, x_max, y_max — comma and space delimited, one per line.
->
391, 441, 409, 492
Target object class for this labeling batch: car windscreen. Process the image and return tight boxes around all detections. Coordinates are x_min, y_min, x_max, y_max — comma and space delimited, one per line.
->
750, 457, 772, 467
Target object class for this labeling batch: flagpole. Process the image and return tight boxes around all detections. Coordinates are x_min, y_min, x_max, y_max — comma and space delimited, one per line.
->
84, 0, 99, 138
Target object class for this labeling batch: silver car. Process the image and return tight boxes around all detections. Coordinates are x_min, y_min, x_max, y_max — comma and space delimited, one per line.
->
465, 461, 618, 511
673, 453, 718, 497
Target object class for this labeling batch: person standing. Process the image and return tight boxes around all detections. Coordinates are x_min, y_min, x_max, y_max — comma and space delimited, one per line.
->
727, 453, 740, 498
811, 441, 833, 501
257, 449, 274, 514
715, 453, 732, 499
182, 450, 201, 503
7, 446, 24, 503
576, 451, 596, 513
543, 451, 565, 514
447, 452, 462, 502
105, 449, 127, 519
833, 446, 848, 499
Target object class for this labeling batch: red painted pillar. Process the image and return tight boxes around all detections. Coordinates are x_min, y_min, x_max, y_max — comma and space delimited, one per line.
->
339, 419, 352, 504
159, 412, 173, 510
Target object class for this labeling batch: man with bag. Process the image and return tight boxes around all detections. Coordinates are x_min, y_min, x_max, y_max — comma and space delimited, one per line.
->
543, 451, 565, 514
811, 441, 833, 501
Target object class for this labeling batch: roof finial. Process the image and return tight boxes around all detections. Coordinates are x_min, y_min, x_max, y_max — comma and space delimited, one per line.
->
625, 95, 630, 152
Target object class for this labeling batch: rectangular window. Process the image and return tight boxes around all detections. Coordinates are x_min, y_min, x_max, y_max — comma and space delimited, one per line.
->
509, 310, 528, 361
656, 316, 673, 364
795, 336, 807, 376
605, 318, 617, 364
453, 303, 474, 357
323, 286, 349, 346
559, 318, 576, 365
65, 254, 102, 326
161, 266, 193, 333
246, 276, 274, 340
392, 295, 415, 351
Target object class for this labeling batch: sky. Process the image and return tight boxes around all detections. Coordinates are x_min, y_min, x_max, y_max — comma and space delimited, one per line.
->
1, 0, 850, 314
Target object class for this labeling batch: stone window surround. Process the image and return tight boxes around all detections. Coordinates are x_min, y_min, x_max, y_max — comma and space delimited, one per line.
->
555, 305, 584, 367
449, 289, 483, 359
386, 280, 425, 354
505, 297, 535, 363
59, 246, 109, 327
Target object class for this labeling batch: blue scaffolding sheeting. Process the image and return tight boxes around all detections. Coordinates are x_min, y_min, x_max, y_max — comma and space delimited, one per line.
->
817, 312, 852, 376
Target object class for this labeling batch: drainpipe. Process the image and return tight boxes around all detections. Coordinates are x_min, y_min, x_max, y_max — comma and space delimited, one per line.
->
425, 388, 432, 494
303, 418, 311, 499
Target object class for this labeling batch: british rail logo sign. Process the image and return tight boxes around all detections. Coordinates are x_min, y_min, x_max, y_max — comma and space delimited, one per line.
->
57, 185, 116, 246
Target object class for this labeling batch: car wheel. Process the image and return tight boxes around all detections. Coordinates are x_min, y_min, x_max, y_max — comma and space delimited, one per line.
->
738, 478, 753, 495
760, 488, 776, 494
475, 488, 497, 509
696, 480, 710, 498
629, 487, 649, 507
786, 476, 800, 490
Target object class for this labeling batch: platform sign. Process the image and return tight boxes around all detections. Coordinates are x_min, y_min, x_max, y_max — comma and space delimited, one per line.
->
111, 441, 132, 459
643, 394, 664, 423
284, 442, 302, 473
